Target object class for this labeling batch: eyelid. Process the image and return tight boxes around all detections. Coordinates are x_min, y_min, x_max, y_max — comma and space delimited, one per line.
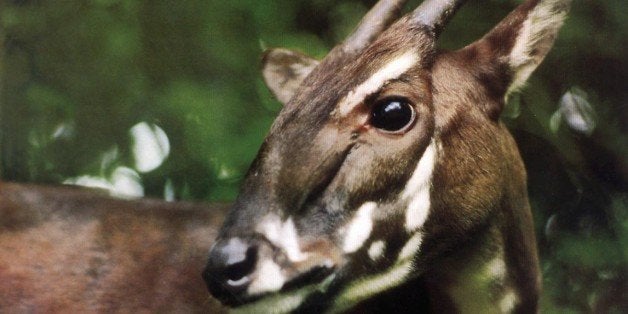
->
371, 95, 411, 107
368, 97, 417, 135
363, 79, 404, 107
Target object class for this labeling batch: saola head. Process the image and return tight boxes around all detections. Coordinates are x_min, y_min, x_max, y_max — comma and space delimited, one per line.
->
203, 0, 570, 312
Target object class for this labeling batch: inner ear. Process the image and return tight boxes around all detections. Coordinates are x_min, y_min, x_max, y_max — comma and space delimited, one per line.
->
261, 48, 319, 105
462, 0, 570, 97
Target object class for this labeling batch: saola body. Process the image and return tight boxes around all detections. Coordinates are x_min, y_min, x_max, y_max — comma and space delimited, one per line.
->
203, 0, 571, 312
0, 182, 228, 312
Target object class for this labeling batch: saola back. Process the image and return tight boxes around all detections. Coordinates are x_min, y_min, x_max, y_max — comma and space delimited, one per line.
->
204, 0, 571, 313
0, 182, 228, 313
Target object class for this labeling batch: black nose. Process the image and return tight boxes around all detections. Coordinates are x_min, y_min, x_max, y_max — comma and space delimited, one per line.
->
202, 237, 258, 305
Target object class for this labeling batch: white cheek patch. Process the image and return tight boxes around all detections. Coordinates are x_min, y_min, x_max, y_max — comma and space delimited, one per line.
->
342, 202, 376, 253
402, 139, 438, 232
485, 256, 507, 282
337, 50, 419, 116
508, 0, 569, 95
247, 259, 286, 295
367, 240, 386, 262
256, 215, 307, 262
499, 289, 519, 313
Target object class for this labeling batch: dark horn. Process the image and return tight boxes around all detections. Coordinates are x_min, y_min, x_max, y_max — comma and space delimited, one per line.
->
411, 0, 467, 36
343, 0, 409, 53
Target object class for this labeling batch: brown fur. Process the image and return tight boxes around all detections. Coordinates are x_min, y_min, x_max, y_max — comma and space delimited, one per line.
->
416, 49, 541, 311
0, 182, 228, 313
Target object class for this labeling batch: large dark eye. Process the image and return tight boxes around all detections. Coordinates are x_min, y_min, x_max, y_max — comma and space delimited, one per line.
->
370, 98, 415, 133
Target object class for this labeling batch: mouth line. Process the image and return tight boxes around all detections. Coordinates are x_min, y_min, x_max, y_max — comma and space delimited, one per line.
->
228, 265, 336, 308
230, 273, 338, 314
283, 264, 335, 291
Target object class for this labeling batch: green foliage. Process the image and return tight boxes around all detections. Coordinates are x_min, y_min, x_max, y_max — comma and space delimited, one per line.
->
0, 0, 626, 311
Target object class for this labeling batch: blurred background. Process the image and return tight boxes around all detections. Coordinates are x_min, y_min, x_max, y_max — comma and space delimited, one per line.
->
0, 0, 625, 312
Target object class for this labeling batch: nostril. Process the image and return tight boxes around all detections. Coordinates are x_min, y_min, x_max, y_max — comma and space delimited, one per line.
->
224, 246, 257, 286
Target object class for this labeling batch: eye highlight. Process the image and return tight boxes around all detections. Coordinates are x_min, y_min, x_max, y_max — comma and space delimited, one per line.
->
370, 98, 415, 133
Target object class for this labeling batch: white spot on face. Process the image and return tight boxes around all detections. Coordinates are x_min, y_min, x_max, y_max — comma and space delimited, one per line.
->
402, 139, 437, 232
397, 232, 423, 262
367, 240, 386, 261
338, 50, 419, 116
342, 202, 376, 253
499, 289, 519, 313
332, 218, 425, 311
508, 0, 568, 95
485, 256, 506, 282
247, 259, 286, 295
256, 215, 307, 262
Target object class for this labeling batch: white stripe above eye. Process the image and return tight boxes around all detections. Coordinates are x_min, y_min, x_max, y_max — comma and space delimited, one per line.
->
337, 50, 419, 116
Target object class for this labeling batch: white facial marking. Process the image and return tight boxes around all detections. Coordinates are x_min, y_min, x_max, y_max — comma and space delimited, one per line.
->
342, 202, 376, 253
333, 254, 415, 312
485, 256, 506, 282
397, 232, 423, 262
338, 50, 419, 116
367, 240, 386, 262
257, 215, 307, 262
499, 289, 519, 313
247, 259, 286, 295
402, 139, 438, 232
508, 0, 568, 95
332, 233, 426, 311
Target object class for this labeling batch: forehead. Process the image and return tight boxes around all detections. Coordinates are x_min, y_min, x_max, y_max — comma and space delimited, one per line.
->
271, 22, 435, 134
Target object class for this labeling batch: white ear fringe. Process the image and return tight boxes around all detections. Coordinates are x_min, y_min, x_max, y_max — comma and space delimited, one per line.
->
507, 0, 571, 96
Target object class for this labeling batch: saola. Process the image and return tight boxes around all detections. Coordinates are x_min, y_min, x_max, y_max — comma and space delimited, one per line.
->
203, 0, 571, 312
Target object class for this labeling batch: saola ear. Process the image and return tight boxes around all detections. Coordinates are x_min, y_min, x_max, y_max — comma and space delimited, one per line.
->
261, 48, 319, 105
464, 0, 571, 97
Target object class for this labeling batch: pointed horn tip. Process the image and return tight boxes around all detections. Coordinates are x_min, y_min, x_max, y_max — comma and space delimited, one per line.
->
411, 0, 467, 35
342, 0, 410, 53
